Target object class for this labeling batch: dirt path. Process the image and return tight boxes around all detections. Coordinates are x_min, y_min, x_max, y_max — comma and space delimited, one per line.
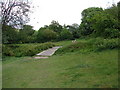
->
34, 46, 62, 59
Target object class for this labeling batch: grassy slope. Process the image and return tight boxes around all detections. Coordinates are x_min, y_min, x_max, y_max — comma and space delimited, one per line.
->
0, 61, 2, 89
3, 40, 118, 88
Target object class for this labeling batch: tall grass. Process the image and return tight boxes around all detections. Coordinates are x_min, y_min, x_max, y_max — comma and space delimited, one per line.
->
55, 38, 119, 54
3, 42, 55, 57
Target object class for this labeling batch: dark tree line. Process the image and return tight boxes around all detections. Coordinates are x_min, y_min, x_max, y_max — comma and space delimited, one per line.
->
1, 1, 120, 44
1, 0, 31, 43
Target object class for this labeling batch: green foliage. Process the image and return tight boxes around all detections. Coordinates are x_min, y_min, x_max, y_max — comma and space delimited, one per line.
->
105, 4, 118, 29
104, 28, 120, 38
90, 11, 116, 37
59, 29, 73, 40
14, 45, 38, 57
18, 30, 28, 43
65, 24, 80, 39
55, 42, 88, 54
80, 7, 103, 36
88, 4, 120, 38
81, 7, 103, 18
91, 38, 119, 51
118, 2, 120, 22
2, 45, 15, 56
22, 25, 34, 36
37, 29, 58, 43
56, 38, 119, 54
3, 42, 55, 57
49, 20, 63, 33
2, 25, 19, 44
2, 3, 119, 45
79, 4, 119, 38
18, 25, 35, 43
2, 25, 35, 44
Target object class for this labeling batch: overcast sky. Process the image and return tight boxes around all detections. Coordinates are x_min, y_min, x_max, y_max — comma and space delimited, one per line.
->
27, 0, 119, 30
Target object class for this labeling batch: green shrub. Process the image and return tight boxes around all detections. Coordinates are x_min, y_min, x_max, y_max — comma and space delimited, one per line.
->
55, 38, 119, 54
14, 45, 38, 57
104, 28, 120, 38
93, 38, 119, 51
3, 42, 55, 57
2, 45, 15, 56
55, 42, 89, 54
59, 29, 73, 40
37, 29, 58, 43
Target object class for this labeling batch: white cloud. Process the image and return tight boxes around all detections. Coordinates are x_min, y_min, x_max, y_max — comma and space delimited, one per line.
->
27, 0, 119, 30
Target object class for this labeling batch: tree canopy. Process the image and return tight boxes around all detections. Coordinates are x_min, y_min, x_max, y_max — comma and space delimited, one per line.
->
1, 0, 30, 28
80, 7, 103, 36
1, 1, 119, 44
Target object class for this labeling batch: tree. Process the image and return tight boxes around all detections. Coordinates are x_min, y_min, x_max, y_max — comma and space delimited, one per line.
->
18, 25, 35, 43
118, 2, 120, 34
104, 4, 119, 29
49, 20, 63, 33
0, 0, 30, 28
38, 25, 48, 31
60, 29, 73, 40
22, 25, 34, 35
66, 23, 80, 38
37, 29, 58, 43
90, 4, 120, 38
80, 7, 103, 36
2, 25, 19, 44
118, 2, 120, 21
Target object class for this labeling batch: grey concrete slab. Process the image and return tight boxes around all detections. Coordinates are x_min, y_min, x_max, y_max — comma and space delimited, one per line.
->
36, 46, 62, 56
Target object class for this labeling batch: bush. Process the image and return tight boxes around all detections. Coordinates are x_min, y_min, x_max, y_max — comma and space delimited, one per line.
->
2, 45, 15, 56
104, 28, 120, 38
55, 42, 89, 54
37, 29, 58, 43
55, 38, 119, 54
59, 29, 73, 40
92, 38, 119, 51
14, 45, 38, 57
3, 42, 55, 57
3, 25, 19, 44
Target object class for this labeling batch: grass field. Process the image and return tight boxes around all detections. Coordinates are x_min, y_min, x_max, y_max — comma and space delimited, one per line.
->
3, 48, 118, 88
2, 39, 119, 88
0, 61, 2, 89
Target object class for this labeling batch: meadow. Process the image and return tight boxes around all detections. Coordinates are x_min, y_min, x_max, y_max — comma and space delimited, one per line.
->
2, 38, 119, 88
2, 0, 119, 88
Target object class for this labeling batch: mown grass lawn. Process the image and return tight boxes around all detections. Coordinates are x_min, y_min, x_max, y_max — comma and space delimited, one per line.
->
3, 49, 118, 88
0, 61, 2, 89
